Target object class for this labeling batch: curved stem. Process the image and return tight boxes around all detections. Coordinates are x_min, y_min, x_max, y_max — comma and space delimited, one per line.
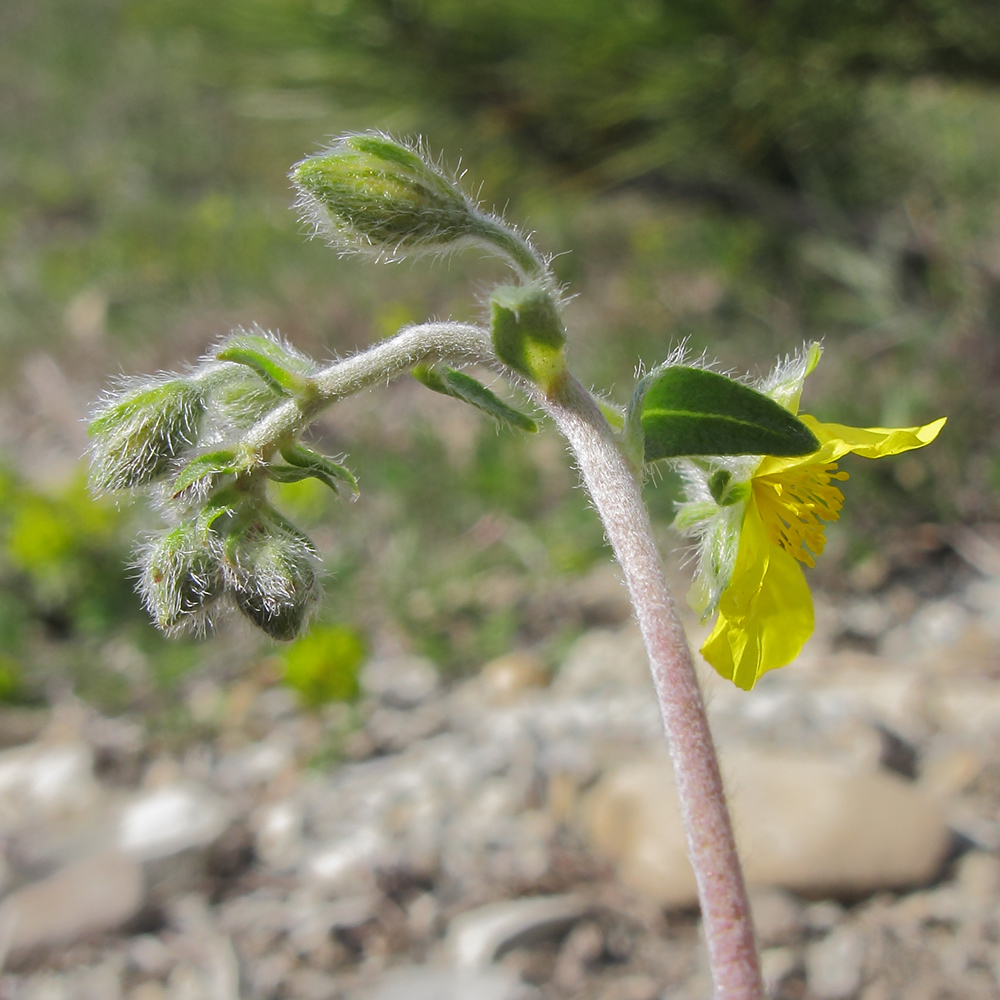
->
236, 322, 761, 997
538, 374, 763, 1000
241, 322, 492, 452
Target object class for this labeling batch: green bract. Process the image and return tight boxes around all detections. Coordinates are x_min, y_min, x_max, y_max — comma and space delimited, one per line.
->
490, 284, 567, 394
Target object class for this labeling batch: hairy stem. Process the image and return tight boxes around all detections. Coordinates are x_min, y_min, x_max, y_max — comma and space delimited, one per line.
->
539, 374, 763, 1000
240, 321, 492, 453
238, 323, 761, 996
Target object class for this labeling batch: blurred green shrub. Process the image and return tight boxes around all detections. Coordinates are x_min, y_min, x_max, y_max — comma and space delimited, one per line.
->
281, 623, 365, 706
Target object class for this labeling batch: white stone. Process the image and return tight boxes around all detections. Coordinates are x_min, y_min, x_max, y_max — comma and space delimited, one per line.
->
360, 967, 531, 1000
0, 741, 101, 834
805, 925, 865, 1000
118, 784, 230, 861
446, 894, 587, 969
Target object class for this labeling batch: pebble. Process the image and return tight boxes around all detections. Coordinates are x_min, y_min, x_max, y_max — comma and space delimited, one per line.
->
446, 895, 588, 969
478, 652, 550, 704
360, 966, 533, 1000
748, 887, 802, 947
0, 741, 102, 835
0, 850, 143, 957
805, 925, 865, 1000
361, 655, 440, 708
118, 783, 231, 862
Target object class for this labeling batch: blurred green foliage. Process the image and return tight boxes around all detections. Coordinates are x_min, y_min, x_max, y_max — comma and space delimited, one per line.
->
2, 0, 999, 702
282, 623, 365, 706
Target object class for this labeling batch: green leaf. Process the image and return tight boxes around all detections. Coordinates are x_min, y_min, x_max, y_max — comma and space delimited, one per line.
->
215, 331, 316, 397
172, 449, 239, 496
412, 364, 537, 432
638, 367, 820, 462
279, 444, 359, 496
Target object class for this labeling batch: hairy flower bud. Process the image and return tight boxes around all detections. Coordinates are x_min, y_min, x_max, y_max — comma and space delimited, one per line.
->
290, 132, 546, 276
89, 376, 205, 494
290, 132, 480, 260
136, 522, 224, 634
223, 503, 320, 641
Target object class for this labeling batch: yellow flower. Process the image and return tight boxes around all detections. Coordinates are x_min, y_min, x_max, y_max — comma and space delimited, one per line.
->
674, 345, 945, 690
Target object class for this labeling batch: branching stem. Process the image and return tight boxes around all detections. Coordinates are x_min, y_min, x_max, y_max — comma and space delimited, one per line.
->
236, 322, 762, 999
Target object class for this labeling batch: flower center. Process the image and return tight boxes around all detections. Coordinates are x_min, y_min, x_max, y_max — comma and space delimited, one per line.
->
752, 462, 848, 567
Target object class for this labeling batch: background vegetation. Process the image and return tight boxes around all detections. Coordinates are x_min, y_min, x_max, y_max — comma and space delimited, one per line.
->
2, 0, 998, 716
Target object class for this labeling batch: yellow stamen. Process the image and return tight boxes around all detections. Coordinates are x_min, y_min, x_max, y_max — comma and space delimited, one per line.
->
752, 462, 848, 567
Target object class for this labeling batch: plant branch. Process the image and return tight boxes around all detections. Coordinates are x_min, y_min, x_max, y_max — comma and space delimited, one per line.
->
240, 321, 492, 453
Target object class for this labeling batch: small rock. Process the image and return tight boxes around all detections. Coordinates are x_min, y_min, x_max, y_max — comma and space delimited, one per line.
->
597, 974, 659, 1000
129, 983, 170, 1000
749, 888, 802, 947
361, 656, 440, 708
118, 784, 231, 862
252, 800, 303, 870
803, 901, 846, 934
0, 850, 143, 956
553, 922, 604, 993
0, 741, 101, 835
366, 704, 447, 753
955, 850, 1000, 906
582, 750, 949, 906
360, 966, 531, 1000
551, 627, 651, 698
805, 925, 865, 1000
479, 653, 550, 705
447, 894, 588, 969
760, 947, 798, 996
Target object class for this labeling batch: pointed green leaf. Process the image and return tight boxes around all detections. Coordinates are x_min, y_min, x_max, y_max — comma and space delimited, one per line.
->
172, 449, 239, 496
215, 330, 316, 397
278, 444, 359, 496
639, 367, 820, 462
413, 364, 537, 432
215, 348, 301, 397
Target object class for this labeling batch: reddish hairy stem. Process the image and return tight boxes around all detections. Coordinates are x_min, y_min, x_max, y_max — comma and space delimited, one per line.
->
542, 374, 763, 1000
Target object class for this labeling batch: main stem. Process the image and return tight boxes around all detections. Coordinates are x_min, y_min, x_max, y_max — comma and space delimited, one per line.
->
540, 374, 763, 1000
238, 322, 762, 997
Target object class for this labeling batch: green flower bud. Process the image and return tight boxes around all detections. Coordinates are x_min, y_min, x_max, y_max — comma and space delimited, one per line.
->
490, 284, 567, 393
223, 503, 320, 641
291, 132, 481, 260
89, 376, 205, 494
136, 522, 224, 634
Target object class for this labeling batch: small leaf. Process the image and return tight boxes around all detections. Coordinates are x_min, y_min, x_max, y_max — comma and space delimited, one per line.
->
215, 329, 316, 397
490, 284, 566, 392
279, 444, 359, 496
639, 367, 820, 462
413, 364, 537, 432
172, 449, 239, 496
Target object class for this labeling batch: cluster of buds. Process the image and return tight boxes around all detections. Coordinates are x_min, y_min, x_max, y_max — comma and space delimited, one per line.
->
92, 133, 575, 640
90, 327, 354, 639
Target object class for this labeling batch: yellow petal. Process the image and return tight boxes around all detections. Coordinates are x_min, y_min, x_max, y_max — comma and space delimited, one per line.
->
700, 504, 815, 690
755, 415, 946, 477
